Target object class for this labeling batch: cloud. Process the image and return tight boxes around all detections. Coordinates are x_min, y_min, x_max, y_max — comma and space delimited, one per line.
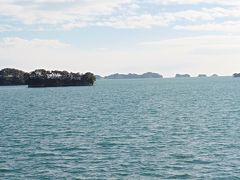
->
0, 37, 139, 74
138, 35, 240, 75
0, 37, 70, 49
1, 36, 240, 76
0, 0, 134, 25
146, 0, 240, 6
175, 21, 240, 33
140, 35, 240, 53
96, 14, 170, 29
0, 25, 22, 32
0, 0, 240, 31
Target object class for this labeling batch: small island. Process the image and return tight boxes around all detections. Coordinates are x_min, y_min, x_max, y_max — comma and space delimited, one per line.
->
0, 68, 96, 87
198, 74, 207, 77
105, 72, 163, 79
175, 74, 191, 78
233, 73, 240, 78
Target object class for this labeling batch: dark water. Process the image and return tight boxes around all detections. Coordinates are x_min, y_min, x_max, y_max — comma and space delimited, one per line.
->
0, 78, 240, 179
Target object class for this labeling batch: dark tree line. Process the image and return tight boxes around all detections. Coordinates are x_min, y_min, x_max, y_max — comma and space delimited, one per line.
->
27, 69, 96, 87
0, 68, 96, 87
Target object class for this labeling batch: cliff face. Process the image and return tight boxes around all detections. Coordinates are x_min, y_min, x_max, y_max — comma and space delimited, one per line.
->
0, 68, 28, 85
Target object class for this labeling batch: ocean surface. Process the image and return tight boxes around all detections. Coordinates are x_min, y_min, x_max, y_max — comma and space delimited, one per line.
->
0, 77, 240, 179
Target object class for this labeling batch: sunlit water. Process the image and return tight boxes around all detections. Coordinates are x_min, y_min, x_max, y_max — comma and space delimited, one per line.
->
0, 77, 240, 179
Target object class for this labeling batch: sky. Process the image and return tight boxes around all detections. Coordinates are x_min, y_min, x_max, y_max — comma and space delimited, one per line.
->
0, 0, 240, 77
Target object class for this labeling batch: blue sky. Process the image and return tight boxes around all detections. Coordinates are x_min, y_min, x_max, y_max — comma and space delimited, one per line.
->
0, 0, 240, 76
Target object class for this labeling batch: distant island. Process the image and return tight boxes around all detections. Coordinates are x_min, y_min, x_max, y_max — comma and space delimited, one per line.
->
104, 72, 163, 79
198, 74, 207, 77
0, 68, 96, 87
175, 74, 191, 78
233, 73, 240, 78
1, 68, 238, 86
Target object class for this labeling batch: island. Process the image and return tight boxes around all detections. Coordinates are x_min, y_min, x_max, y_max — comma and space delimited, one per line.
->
233, 73, 240, 78
27, 69, 96, 87
105, 72, 163, 79
211, 74, 218, 77
175, 74, 191, 78
198, 74, 207, 77
0, 68, 96, 87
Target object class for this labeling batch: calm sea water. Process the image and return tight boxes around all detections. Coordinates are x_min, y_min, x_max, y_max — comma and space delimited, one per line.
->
0, 77, 240, 179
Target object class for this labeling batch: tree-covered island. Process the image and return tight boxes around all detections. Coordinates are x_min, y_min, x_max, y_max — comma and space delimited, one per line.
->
27, 69, 96, 87
0, 68, 96, 87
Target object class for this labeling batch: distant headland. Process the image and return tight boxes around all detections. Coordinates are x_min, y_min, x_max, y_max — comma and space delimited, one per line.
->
0, 68, 96, 87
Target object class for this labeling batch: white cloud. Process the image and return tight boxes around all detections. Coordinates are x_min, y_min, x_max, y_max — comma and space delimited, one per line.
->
96, 14, 170, 29
0, 37, 70, 49
0, 25, 21, 32
0, 0, 134, 25
0, 0, 240, 31
1, 36, 240, 76
97, 6, 240, 29
175, 21, 240, 33
140, 35, 240, 53
147, 0, 240, 6
0, 37, 140, 74
139, 35, 240, 75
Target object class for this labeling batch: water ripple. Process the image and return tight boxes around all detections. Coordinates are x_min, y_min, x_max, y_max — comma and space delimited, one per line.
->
0, 78, 240, 179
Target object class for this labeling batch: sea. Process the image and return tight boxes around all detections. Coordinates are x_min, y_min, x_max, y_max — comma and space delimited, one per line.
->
0, 77, 240, 179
